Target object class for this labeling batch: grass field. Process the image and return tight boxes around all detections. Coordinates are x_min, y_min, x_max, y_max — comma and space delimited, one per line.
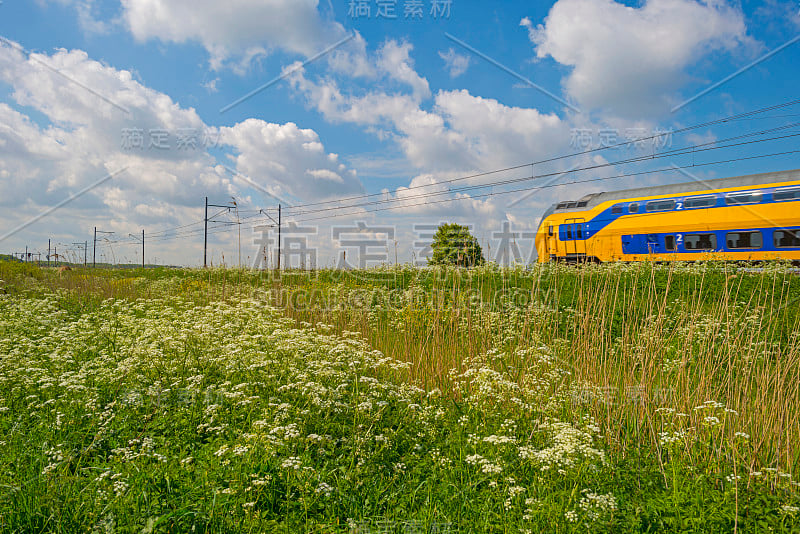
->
1, 259, 799, 532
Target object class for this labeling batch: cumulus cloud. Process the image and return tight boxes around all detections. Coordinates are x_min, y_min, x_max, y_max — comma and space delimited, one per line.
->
524, 0, 750, 118
120, 0, 348, 70
288, 57, 570, 174
376, 41, 430, 98
430, 90, 568, 170
438, 48, 471, 78
285, 52, 589, 240
220, 119, 363, 201
0, 40, 361, 263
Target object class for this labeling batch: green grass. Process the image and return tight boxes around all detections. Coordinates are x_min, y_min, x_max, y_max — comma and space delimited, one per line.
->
0, 260, 799, 532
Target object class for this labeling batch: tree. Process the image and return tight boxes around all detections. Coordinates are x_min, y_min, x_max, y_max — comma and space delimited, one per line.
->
429, 223, 485, 267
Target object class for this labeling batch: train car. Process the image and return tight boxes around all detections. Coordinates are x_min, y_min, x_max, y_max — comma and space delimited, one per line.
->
535, 169, 800, 263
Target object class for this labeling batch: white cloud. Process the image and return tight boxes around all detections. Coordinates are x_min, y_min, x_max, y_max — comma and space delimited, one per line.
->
524, 0, 750, 118
0, 40, 362, 264
389, 173, 497, 217
376, 40, 430, 98
307, 169, 344, 183
288, 62, 571, 174
120, 0, 348, 70
431, 90, 568, 170
220, 119, 363, 201
283, 39, 595, 239
326, 34, 375, 78
203, 78, 220, 93
438, 48, 471, 78
285, 54, 592, 239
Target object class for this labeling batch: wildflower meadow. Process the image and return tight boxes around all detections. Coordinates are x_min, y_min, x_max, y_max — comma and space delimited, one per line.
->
0, 259, 799, 532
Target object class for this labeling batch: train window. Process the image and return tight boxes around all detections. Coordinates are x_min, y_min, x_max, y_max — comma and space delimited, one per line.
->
629, 203, 639, 213
565, 201, 578, 208
566, 227, 572, 239
685, 195, 716, 209
684, 233, 717, 250
611, 205, 623, 214
556, 202, 568, 209
774, 188, 800, 202
665, 235, 677, 251
725, 191, 762, 205
548, 225, 554, 237
726, 231, 763, 249
576, 226, 583, 238
774, 230, 800, 248
646, 199, 676, 212
576, 201, 588, 207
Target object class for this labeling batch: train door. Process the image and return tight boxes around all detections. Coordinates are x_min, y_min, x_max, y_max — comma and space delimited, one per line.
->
547, 223, 557, 259
565, 218, 587, 260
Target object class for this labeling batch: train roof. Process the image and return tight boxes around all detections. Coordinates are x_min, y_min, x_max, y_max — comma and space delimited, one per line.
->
549, 168, 800, 213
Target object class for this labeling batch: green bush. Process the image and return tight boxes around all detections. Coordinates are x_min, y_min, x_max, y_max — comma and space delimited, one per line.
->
429, 223, 485, 267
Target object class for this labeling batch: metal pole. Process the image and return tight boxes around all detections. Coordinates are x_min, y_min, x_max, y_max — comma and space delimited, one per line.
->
277, 204, 281, 271
142, 229, 145, 269
25, 246, 27, 263
84, 241, 87, 267
93, 227, 97, 268
48, 239, 51, 267
203, 197, 208, 268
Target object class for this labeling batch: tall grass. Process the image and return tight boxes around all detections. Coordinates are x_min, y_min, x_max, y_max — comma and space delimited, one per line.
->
269, 262, 800, 478
2, 260, 799, 532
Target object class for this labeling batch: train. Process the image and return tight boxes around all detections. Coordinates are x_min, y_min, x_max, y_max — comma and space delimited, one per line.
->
534, 168, 800, 263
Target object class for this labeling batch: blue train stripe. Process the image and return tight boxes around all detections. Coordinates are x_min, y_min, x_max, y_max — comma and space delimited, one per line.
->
619, 225, 800, 255
556, 184, 800, 242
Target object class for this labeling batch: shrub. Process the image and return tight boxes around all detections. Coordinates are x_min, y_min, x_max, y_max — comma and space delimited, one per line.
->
429, 223, 485, 267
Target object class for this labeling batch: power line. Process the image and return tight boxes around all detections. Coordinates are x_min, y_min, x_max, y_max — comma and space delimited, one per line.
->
282, 126, 800, 219
285, 149, 800, 224
140, 147, 800, 244
63, 98, 800, 256
274, 98, 800, 212
120, 99, 800, 249
149, 146, 800, 234
141, 122, 800, 244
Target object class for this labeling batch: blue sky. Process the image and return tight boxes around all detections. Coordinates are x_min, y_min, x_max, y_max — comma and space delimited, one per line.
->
0, 0, 799, 266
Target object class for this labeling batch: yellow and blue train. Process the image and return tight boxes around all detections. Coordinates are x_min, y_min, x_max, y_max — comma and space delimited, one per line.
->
535, 169, 800, 263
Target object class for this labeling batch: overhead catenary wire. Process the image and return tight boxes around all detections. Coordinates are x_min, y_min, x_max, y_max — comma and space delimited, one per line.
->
147, 145, 800, 238
80, 97, 800, 250
280, 126, 800, 219
140, 125, 800, 244
284, 148, 800, 224
145, 99, 800, 244
270, 98, 800, 213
